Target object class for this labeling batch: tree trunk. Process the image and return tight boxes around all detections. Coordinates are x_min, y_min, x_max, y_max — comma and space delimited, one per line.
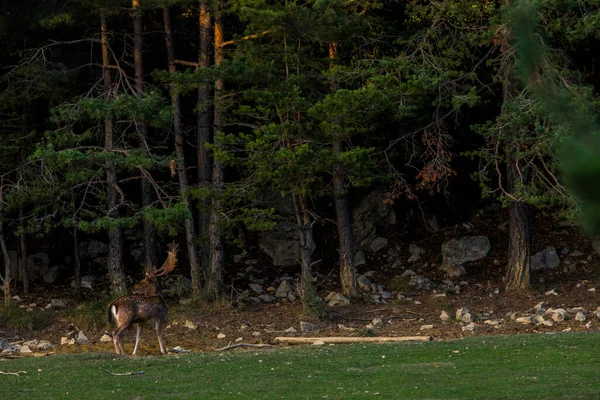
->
505, 157, 531, 290
328, 42, 358, 299
196, 0, 212, 295
18, 206, 28, 294
132, 0, 157, 274
204, 8, 224, 300
163, 6, 201, 296
293, 193, 324, 318
72, 192, 81, 295
102, 13, 127, 296
0, 183, 11, 304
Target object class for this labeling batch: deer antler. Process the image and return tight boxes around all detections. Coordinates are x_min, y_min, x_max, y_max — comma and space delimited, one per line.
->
147, 242, 179, 278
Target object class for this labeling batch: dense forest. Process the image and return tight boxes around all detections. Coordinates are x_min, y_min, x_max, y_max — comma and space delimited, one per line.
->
1, 0, 600, 315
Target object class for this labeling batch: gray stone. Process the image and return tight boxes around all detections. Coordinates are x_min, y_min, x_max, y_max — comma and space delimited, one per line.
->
20, 345, 32, 353
27, 252, 50, 282
441, 236, 491, 265
100, 334, 112, 343
439, 262, 466, 278
249, 283, 264, 294
531, 247, 560, 271
42, 265, 60, 284
352, 188, 396, 250
575, 311, 587, 322
357, 275, 372, 292
275, 280, 293, 298
370, 237, 388, 254
462, 323, 476, 332
76, 331, 88, 344
408, 244, 424, 262
300, 321, 319, 332
87, 240, 108, 259
328, 293, 350, 306
71, 275, 96, 290
353, 251, 366, 267
409, 275, 434, 291
456, 306, 469, 320
259, 222, 314, 266
440, 311, 451, 321
258, 294, 275, 303
37, 340, 53, 350
50, 299, 68, 309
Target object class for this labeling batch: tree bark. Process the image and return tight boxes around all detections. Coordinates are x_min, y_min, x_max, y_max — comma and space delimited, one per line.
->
18, 205, 28, 294
195, 0, 212, 297
0, 184, 11, 304
204, 7, 224, 300
162, 6, 201, 296
72, 192, 81, 294
328, 42, 358, 299
102, 13, 127, 296
505, 157, 531, 290
132, 0, 158, 274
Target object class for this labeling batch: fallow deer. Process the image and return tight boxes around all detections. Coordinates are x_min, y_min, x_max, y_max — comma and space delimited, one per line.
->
108, 243, 178, 355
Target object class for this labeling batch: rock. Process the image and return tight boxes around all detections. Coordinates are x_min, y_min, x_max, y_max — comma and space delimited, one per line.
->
50, 299, 68, 309
42, 265, 60, 284
284, 327, 297, 333
441, 236, 491, 265
184, 320, 198, 330
170, 346, 191, 353
439, 262, 466, 278
217, 333, 226, 339
327, 293, 350, 307
381, 291, 392, 299
27, 252, 50, 282
409, 275, 434, 291
593, 240, 600, 255
515, 316, 535, 325
531, 247, 560, 271
440, 311, 451, 321
370, 237, 388, 254
357, 275, 372, 292
249, 283, 264, 294
312, 340, 326, 346
11, 295, 23, 302
300, 321, 319, 332
0, 339, 11, 350
76, 331, 88, 344
585, 321, 593, 329
533, 301, 547, 313
258, 294, 275, 303
575, 311, 587, 322
100, 334, 112, 343
259, 222, 314, 266
420, 324, 434, 330
71, 275, 96, 290
275, 280, 293, 298
87, 240, 108, 259
20, 345, 33, 354
60, 337, 69, 345
353, 251, 366, 267
371, 318, 383, 327
402, 269, 416, 277
456, 307, 470, 320
462, 323, 477, 332
352, 188, 396, 250
545, 288, 559, 296
408, 244, 424, 262
484, 319, 501, 326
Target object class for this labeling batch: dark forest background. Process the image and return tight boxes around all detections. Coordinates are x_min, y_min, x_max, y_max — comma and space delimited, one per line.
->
2, 0, 600, 315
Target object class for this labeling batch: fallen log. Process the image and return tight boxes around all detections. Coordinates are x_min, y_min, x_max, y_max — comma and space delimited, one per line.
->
275, 336, 433, 344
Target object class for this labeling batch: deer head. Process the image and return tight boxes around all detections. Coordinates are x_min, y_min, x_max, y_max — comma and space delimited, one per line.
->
132, 242, 179, 296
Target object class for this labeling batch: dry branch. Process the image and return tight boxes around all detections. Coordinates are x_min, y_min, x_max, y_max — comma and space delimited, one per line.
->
100, 368, 144, 376
216, 343, 277, 351
0, 370, 26, 376
275, 336, 433, 344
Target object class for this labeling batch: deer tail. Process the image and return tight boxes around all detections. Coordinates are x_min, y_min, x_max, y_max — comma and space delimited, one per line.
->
108, 302, 115, 325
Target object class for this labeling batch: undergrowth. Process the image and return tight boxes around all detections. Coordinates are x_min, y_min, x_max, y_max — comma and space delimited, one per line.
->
62, 298, 111, 332
0, 302, 54, 331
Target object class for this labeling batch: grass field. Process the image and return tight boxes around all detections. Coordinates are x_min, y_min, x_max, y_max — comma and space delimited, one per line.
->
1, 332, 599, 399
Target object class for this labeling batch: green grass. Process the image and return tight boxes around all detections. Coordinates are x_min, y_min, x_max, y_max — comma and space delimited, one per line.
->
1, 332, 599, 399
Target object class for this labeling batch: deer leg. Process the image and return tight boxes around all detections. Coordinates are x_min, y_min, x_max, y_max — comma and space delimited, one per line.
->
132, 324, 142, 356
156, 320, 165, 355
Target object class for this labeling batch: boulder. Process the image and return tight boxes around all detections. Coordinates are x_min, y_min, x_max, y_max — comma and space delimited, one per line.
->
531, 247, 560, 270
259, 222, 314, 267
352, 188, 396, 250
441, 236, 491, 265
